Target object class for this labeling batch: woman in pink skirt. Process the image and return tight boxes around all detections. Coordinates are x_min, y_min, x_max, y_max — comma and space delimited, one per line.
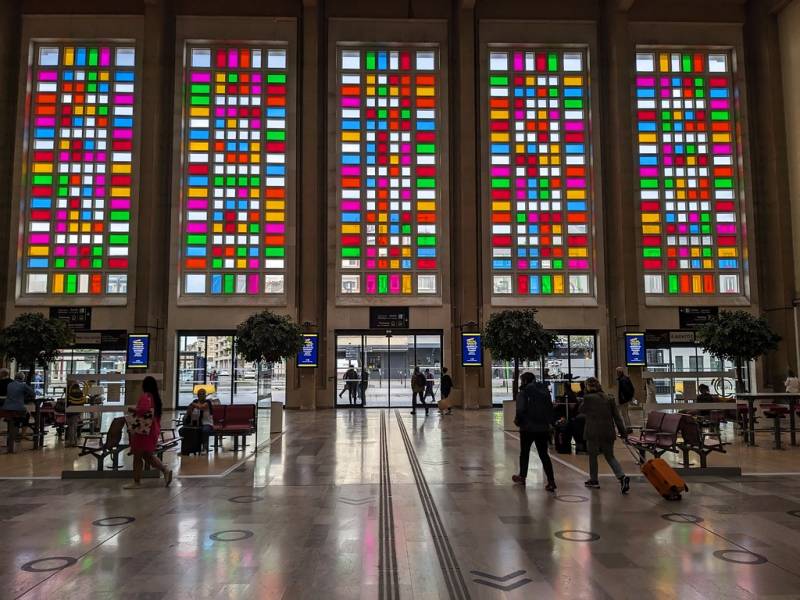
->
130, 376, 172, 487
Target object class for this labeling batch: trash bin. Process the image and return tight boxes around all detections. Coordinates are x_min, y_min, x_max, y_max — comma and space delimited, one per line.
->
503, 400, 516, 431
270, 401, 283, 434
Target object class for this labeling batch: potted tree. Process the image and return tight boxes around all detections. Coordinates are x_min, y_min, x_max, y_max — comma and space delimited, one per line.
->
484, 308, 557, 401
695, 309, 780, 393
0, 312, 74, 384
236, 310, 304, 417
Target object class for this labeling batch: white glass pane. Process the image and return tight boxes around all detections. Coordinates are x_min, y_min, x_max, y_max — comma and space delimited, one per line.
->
493, 276, 512, 294
636, 53, 654, 72
264, 275, 284, 294
568, 275, 589, 294
563, 52, 582, 72
115, 48, 136, 67
267, 49, 286, 69
191, 48, 210, 68
185, 274, 206, 294
708, 54, 728, 73
26, 274, 48, 293
417, 275, 437, 293
341, 275, 360, 294
489, 52, 508, 71
719, 274, 740, 294
341, 50, 360, 70
416, 50, 435, 71
38, 47, 59, 66
644, 274, 664, 294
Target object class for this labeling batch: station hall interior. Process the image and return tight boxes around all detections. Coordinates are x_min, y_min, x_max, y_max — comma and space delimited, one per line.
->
3, 0, 800, 598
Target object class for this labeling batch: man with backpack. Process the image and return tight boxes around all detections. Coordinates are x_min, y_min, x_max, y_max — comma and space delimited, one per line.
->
512, 372, 557, 492
616, 367, 635, 428
410, 367, 429, 415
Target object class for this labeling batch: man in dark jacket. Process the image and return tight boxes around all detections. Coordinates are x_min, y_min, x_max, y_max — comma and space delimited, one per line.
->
616, 367, 635, 428
580, 377, 630, 493
512, 372, 557, 491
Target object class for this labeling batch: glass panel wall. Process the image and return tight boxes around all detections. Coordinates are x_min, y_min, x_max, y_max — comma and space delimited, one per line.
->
491, 332, 597, 404
176, 333, 282, 408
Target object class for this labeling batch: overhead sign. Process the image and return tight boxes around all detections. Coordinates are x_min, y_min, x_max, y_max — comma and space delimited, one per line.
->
71, 330, 127, 350
625, 333, 646, 366
461, 332, 483, 366
126, 334, 150, 369
50, 307, 92, 331
679, 307, 718, 330
297, 334, 319, 368
369, 307, 409, 329
669, 331, 696, 344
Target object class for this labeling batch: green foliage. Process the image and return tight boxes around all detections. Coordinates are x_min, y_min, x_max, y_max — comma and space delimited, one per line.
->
484, 309, 557, 364
695, 310, 780, 364
0, 313, 74, 381
484, 309, 557, 400
235, 310, 304, 365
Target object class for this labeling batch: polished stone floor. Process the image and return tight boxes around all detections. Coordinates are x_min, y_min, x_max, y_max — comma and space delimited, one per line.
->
3, 409, 800, 599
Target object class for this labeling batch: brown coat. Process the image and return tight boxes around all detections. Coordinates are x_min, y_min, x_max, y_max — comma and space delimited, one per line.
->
579, 391, 627, 444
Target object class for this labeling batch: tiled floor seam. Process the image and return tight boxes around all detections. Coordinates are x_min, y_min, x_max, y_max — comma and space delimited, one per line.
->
394, 410, 471, 600
379, 411, 400, 600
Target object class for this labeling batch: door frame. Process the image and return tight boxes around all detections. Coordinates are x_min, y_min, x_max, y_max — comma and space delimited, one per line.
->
333, 329, 443, 408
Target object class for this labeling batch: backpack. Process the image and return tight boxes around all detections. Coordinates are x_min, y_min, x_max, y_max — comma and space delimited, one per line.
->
518, 383, 554, 432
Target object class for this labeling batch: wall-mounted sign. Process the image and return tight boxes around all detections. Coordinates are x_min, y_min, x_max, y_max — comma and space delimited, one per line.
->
625, 333, 646, 367
70, 330, 127, 350
126, 334, 150, 369
50, 306, 92, 331
461, 332, 483, 366
669, 331, 696, 344
297, 334, 319, 368
369, 307, 409, 329
679, 306, 718, 330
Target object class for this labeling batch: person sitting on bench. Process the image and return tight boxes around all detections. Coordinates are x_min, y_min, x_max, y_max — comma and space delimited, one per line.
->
180, 388, 214, 447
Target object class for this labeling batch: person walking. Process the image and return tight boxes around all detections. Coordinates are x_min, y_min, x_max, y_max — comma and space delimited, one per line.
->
340, 365, 359, 405
512, 372, 557, 491
424, 368, 436, 402
439, 367, 453, 415
410, 367, 428, 415
785, 369, 800, 394
359, 368, 369, 407
579, 377, 630, 493
615, 367, 635, 429
129, 376, 172, 488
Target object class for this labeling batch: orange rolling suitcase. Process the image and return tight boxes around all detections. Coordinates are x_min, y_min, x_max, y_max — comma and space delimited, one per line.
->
625, 444, 688, 501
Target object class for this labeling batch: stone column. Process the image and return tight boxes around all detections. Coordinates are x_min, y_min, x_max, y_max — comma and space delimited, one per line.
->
598, 0, 640, 388
745, 1, 797, 388
0, 0, 22, 326
136, 0, 176, 376
287, 0, 324, 410
451, 0, 488, 408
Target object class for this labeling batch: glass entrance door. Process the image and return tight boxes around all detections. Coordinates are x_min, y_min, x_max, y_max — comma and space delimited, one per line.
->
335, 332, 442, 408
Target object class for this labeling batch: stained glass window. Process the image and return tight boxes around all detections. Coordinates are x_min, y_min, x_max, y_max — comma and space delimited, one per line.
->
337, 47, 440, 296
488, 49, 593, 297
634, 50, 744, 296
180, 45, 289, 296
22, 44, 137, 296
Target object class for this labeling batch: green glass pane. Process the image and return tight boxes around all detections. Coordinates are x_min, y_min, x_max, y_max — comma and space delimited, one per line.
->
417, 236, 436, 246
212, 259, 222, 269
640, 179, 659, 189
711, 111, 730, 121
716, 179, 733, 188
92, 259, 102, 268
643, 248, 661, 257
237, 247, 246, 257
564, 99, 583, 109
224, 275, 234, 294
66, 274, 77, 294
187, 234, 207, 244
190, 84, 210, 94
366, 51, 376, 70
416, 143, 435, 154
416, 178, 436, 188
32, 175, 52, 185
542, 275, 552, 294
54, 258, 64, 268
548, 53, 557, 71
109, 234, 128, 245
341, 247, 360, 257
88, 48, 98, 66
267, 74, 286, 83
491, 178, 510, 189
668, 274, 679, 294
190, 96, 210, 106
378, 274, 388, 294
266, 131, 286, 141
110, 211, 130, 221
490, 75, 508, 85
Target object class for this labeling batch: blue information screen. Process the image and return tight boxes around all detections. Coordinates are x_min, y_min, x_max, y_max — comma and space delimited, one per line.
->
126, 334, 150, 369
625, 333, 646, 367
461, 333, 483, 367
297, 334, 319, 368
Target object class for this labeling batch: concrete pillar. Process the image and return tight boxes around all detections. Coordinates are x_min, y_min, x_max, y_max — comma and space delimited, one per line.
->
0, 1, 22, 327
287, 0, 324, 410
136, 0, 176, 376
598, 1, 640, 387
451, 0, 488, 408
745, 1, 797, 388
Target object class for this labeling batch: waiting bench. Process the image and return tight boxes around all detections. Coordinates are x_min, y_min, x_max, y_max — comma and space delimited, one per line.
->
627, 410, 727, 468
213, 404, 257, 452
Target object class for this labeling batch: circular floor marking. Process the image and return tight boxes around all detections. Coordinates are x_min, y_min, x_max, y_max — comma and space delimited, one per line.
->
92, 516, 136, 527
661, 513, 704, 524
209, 529, 254, 542
713, 550, 768, 565
554, 530, 600, 542
228, 495, 264, 503
554, 495, 589, 503
21, 557, 77, 573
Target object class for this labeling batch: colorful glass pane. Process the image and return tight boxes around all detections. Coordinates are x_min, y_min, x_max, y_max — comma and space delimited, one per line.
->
487, 49, 593, 297
23, 44, 136, 296
337, 47, 440, 296
635, 50, 743, 296
180, 45, 289, 296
